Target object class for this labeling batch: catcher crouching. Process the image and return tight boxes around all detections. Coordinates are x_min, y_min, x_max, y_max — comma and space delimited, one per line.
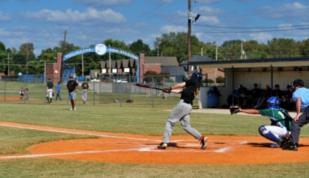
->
230, 96, 292, 148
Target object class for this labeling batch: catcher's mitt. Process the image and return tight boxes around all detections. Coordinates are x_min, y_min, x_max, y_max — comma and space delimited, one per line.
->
230, 105, 240, 115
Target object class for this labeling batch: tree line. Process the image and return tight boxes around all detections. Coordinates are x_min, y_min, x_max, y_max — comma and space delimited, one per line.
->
0, 32, 308, 76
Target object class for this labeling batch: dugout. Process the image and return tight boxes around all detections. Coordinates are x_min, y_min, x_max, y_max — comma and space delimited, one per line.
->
187, 57, 309, 108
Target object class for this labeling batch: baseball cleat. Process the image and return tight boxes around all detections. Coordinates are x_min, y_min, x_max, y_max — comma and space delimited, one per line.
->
270, 143, 280, 148
157, 142, 168, 149
200, 136, 208, 150
282, 142, 298, 151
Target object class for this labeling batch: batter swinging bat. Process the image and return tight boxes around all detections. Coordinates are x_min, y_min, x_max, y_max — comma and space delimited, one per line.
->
135, 83, 171, 93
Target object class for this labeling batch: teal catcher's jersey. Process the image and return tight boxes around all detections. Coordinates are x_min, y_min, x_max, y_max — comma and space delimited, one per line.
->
259, 109, 293, 131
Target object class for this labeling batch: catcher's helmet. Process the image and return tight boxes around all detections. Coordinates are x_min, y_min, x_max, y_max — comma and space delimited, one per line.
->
267, 96, 280, 109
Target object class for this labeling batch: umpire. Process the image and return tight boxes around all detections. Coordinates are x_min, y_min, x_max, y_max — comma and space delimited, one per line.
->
282, 79, 309, 151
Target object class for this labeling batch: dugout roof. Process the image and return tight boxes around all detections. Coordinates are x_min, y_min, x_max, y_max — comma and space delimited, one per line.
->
186, 56, 309, 69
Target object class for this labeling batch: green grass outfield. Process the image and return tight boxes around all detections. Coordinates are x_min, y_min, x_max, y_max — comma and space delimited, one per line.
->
0, 102, 309, 178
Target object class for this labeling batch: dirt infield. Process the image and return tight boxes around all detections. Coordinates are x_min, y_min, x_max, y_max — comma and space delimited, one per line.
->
0, 96, 20, 101
27, 135, 309, 165
0, 121, 309, 165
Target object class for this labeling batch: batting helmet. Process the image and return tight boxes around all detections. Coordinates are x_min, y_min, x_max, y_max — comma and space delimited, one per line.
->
191, 71, 202, 82
267, 96, 280, 109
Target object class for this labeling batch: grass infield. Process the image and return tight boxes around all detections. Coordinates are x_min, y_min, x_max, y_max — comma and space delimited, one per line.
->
0, 102, 309, 177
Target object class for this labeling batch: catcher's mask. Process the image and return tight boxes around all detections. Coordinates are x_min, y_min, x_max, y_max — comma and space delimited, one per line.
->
267, 96, 280, 109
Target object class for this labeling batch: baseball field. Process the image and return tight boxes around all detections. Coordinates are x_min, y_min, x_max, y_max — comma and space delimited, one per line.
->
0, 94, 309, 177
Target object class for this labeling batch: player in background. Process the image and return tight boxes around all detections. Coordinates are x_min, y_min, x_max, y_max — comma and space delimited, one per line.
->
55, 81, 62, 101
66, 75, 79, 111
157, 71, 208, 150
46, 78, 54, 104
232, 96, 292, 148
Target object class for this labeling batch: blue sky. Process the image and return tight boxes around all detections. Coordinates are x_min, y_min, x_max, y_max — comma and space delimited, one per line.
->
0, 0, 308, 55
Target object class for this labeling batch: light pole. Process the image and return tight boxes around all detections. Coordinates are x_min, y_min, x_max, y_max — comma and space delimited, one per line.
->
108, 46, 112, 77
81, 52, 84, 78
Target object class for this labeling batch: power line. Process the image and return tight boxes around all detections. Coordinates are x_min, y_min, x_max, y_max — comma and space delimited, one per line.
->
195, 24, 309, 30
194, 26, 309, 34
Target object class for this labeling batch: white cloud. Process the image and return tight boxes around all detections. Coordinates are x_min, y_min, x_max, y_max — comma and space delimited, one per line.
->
25, 8, 125, 23
196, 0, 219, 4
76, 0, 131, 6
160, 25, 186, 33
198, 15, 220, 24
0, 28, 11, 36
249, 32, 272, 43
176, 10, 186, 17
262, 2, 308, 18
0, 11, 10, 21
283, 2, 306, 10
278, 24, 293, 31
198, 6, 221, 15
194, 32, 204, 40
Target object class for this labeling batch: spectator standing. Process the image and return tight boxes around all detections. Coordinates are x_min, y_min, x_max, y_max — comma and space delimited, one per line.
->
55, 81, 62, 101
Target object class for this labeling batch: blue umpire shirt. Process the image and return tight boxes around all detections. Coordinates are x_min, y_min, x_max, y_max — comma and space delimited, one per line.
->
292, 87, 309, 111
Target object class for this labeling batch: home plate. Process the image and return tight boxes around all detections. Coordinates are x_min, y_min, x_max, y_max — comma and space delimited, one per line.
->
138, 146, 154, 152
214, 147, 231, 153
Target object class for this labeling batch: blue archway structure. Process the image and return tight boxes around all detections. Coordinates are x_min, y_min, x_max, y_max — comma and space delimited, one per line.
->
63, 44, 140, 82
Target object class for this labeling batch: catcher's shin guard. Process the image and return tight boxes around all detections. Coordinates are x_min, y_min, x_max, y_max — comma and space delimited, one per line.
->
258, 125, 282, 143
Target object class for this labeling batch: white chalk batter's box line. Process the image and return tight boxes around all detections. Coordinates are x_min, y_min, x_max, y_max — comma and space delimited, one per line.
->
0, 122, 249, 145
0, 141, 246, 161
0, 122, 249, 160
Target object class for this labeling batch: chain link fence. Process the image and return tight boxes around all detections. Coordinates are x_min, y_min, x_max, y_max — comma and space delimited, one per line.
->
0, 76, 181, 108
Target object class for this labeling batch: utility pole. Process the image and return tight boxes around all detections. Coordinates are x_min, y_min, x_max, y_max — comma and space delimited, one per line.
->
60, 30, 67, 82
187, 0, 192, 61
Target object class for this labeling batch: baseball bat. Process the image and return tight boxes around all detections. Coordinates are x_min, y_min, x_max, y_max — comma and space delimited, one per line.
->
135, 83, 165, 91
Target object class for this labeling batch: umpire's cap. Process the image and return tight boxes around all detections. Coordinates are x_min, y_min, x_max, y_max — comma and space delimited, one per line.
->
292, 79, 304, 87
